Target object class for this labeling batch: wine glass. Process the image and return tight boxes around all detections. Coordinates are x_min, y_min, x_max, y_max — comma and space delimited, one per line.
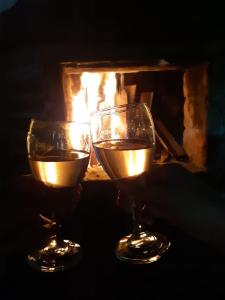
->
90, 103, 170, 264
27, 119, 90, 272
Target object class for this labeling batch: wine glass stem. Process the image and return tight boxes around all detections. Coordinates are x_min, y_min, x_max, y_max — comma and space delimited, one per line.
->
50, 212, 61, 242
131, 197, 144, 237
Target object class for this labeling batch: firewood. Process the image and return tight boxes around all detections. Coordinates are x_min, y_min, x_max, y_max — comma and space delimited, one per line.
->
140, 91, 154, 110
125, 85, 137, 103
115, 89, 128, 106
155, 130, 171, 162
155, 118, 188, 161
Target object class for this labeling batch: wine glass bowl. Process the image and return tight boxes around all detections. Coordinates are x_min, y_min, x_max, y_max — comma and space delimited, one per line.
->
27, 119, 90, 272
91, 103, 170, 264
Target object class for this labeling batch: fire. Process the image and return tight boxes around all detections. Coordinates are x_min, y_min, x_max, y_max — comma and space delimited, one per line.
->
70, 72, 125, 147
71, 72, 102, 123
68, 71, 126, 160
103, 72, 125, 139
68, 122, 89, 151
104, 72, 117, 108
61, 66, 154, 181
69, 72, 102, 150
71, 72, 120, 124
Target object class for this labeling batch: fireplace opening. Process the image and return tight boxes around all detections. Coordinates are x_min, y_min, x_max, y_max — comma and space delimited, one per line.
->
61, 61, 207, 180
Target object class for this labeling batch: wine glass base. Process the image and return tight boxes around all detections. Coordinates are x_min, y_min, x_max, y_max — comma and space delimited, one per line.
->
27, 239, 81, 272
115, 232, 171, 264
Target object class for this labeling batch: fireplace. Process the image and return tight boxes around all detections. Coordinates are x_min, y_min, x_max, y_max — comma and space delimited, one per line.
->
59, 60, 208, 180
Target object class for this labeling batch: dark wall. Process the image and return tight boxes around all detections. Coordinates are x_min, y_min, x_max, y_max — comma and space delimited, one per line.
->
1, 1, 225, 61
207, 58, 225, 192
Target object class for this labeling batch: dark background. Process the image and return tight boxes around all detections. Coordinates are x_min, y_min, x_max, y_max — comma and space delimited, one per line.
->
1, 1, 225, 61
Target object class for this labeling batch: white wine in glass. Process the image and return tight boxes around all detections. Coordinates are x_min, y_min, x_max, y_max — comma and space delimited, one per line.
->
91, 103, 170, 264
27, 119, 90, 272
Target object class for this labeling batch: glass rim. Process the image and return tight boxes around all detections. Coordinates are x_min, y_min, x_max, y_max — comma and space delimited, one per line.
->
90, 103, 148, 118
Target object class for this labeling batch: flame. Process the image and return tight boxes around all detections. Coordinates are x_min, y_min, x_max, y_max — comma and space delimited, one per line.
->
71, 72, 102, 123
68, 122, 82, 150
81, 72, 102, 116
69, 71, 125, 153
104, 72, 117, 107
72, 90, 88, 123
67, 122, 90, 155
71, 72, 118, 123
103, 73, 119, 138
69, 72, 102, 150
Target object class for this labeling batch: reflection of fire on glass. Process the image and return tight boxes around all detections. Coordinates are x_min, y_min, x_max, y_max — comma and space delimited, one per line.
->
28, 122, 90, 188
29, 150, 90, 188
93, 139, 153, 179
